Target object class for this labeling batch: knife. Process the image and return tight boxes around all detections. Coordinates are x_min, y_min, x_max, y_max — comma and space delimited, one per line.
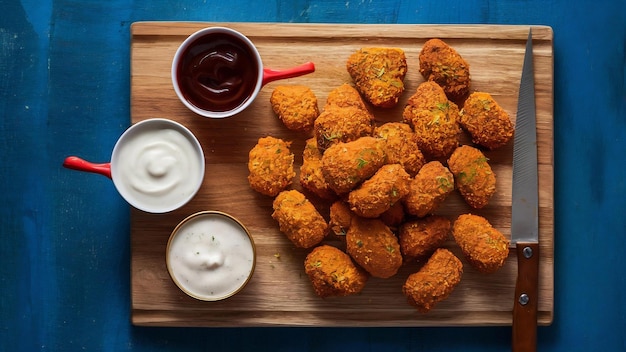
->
511, 28, 540, 352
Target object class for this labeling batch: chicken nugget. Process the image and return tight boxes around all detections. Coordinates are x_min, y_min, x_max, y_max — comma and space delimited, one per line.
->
379, 201, 406, 229
403, 82, 461, 158
316, 85, 374, 152
402, 248, 463, 313
304, 245, 368, 298
374, 122, 426, 177
452, 214, 509, 273
314, 105, 373, 152
321, 136, 387, 195
419, 38, 471, 103
399, 216, 451, 262
300, 137, 335, 199
447, 145, 496, 209
270, 85, 319, 132
247, 136, 295, 196
460, 92, 514, 150
347, 48, 408, 108
346, 217, 402, 278
403, 161, 455, 218
272, 190, 328, 248
324, 83, 372, 113
329, 200, 354, 239
348, 164, 410, 218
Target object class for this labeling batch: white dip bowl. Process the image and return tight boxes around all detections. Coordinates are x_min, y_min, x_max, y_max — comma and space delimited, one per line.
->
166, 211, 256, 301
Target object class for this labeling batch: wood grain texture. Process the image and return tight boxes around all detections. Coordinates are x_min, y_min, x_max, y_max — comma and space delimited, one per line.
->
130, 22, 554, 327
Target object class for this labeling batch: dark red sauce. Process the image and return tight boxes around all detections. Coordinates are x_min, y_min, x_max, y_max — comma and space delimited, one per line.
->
177, 32, 259, 112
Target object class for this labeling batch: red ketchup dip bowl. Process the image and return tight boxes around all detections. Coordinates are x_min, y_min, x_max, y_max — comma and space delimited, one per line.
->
171, 26, 315, 118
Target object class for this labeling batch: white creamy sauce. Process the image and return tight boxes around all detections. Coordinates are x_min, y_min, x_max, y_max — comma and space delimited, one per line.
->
167, 213, 255, 300
114, 126, 202, 212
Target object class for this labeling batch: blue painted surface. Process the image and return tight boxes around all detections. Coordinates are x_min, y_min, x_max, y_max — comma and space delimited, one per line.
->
1, 0, 625, 350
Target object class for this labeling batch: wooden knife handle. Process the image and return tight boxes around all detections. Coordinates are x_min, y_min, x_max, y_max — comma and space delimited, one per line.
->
512, 242, 539, 352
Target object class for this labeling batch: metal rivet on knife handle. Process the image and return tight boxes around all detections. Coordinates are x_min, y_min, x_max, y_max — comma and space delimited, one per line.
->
518, 293, 530, 306
523, 246, 534, 259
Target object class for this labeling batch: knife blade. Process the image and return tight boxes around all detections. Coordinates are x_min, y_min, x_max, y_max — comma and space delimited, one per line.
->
511, 28, 540, 352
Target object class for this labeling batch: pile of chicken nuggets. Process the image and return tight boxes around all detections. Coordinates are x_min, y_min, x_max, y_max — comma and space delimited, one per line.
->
248, 39, 514, 312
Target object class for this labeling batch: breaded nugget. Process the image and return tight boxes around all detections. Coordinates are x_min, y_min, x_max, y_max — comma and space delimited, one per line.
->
374, 122, 426, 177
304, 245, 368, 298
329, 200, 354, 239
452, 214, 509, 273
419, 38, 471, 103
460, 92, 514, 150
346, 217, 402, 278
247, 136, 295, 196
270, 85, 319, 132
399, 216, 451, 262
346, 48, 408, 108
402, 248, 463, 313
403, 161, 455, 218
321, 136, 387, 195
328, 187, 405, 240
447, 145, 496, 209
348, 164, 410, 218
300, 137, 335, 199
272, 190, 328, 248
402, 82, 462, 158
324, 83, 372, 113
315, 85, 374, 152
314, 105, 374, 152
379, 201, 405, 229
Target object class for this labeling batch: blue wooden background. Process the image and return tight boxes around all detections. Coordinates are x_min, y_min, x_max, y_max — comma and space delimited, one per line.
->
1, 0, 625, 351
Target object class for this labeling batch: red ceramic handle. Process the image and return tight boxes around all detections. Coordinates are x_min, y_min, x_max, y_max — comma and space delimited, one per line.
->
63, 156, 112, 179
262, 62, 315, 86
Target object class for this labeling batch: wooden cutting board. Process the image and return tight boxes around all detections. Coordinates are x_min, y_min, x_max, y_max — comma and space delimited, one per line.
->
130, 22, 554, 327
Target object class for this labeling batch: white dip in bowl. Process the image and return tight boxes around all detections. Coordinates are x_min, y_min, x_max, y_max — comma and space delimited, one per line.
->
110, 118, 204, 213
166, 211, 256, 301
